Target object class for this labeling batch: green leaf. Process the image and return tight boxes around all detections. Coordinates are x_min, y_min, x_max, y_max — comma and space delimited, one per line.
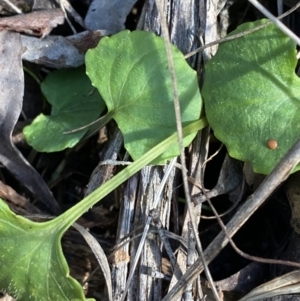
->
23, 66, 106, 152
85, 30, 202, 164
0, 200, 93, 301
202, 19, 300, 175
0, 118, 207, 300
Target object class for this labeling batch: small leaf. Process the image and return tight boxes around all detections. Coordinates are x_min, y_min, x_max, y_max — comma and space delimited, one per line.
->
0, 200, 93, 301
85, 30, 202, 164
24, 66, 106, 152
202, 19, 300, 174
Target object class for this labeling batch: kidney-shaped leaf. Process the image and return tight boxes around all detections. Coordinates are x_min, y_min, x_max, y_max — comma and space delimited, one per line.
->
202, 19, 300, 174
0, 200, 93, 301
24, 66, 105, 152
85, 30, 202, 164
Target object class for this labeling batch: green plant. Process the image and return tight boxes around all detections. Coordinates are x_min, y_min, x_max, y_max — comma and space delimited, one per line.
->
202, 19, 300, 174
0, 30, 205, 300
24, 31, 202, 164
9, 18, 296, 298
0, 118, 206, 300
85, 30, 201, 163
23, 66, 106, 152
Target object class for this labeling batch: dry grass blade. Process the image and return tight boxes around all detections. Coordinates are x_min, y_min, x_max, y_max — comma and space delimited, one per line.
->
248, 0, 300, 46
111, 175, 138, 301
145, 0, 223, 299
240, 271, 300, 301
185, 1, 300, 59
1, 0, 22, 14
120, 158, 177, 301
58, 0, 87, 34
153, 0, 221, 300
72, 222, 112, 301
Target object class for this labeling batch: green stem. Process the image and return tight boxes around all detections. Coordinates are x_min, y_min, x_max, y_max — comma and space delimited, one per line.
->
51, 117, 208, 232
23, 66, 41, 86
83, 112, 114, 139
65, 112, 113, 135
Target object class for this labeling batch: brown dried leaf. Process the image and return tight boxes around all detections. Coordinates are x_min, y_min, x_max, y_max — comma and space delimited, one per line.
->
21, 30, 103, 68
0, 9, 64, 37
0, 30, 60, 214
0, 180, 38, 211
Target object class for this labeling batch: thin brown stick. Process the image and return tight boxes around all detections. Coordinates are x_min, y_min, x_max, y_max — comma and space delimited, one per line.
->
199, 179, 245, 219
185, 1, 300, 59
162, 137, 300, 301
153, 0, 221, 300
204, 189, 300, 269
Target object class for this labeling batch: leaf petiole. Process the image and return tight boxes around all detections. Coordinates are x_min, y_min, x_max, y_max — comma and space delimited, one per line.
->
52, 117, 208, 232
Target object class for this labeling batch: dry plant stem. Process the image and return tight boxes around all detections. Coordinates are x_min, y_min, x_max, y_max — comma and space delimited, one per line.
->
112, 175, 138, 301
168, 134, 203, 294
110, 226, 189, 260
129, 166, 175, 300
185, 19, 270, 59
98, 160, 131, 166
1, 0, 22, 14
190, 129, 210, 300
162, 138, 300, 301
151, 209, 178, 271
169, 130, 209, 299
185, 1, 300, 59
85, 129, 123, 196
58, 0, 86, 28
248, 0, 300, 46
58, 0, 77, 34
120, 158, 177, 301
199, 179, 245, 219
154, 0, 220, 300
205, 189, 300, 269
202, 143, 223, 168
183, 222, 196, 300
